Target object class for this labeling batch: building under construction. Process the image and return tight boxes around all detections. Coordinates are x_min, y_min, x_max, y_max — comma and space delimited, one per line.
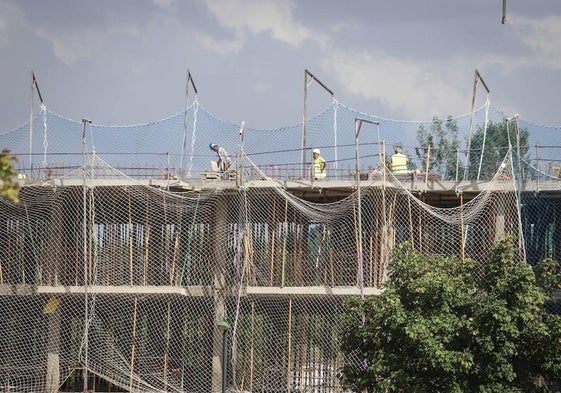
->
1, 93, 561, 392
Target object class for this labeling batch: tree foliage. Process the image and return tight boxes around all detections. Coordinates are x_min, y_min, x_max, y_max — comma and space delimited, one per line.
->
0, 149, 19, 203
416, 116, 460, 180
340, 237, 561, 392
467, 121, 530, 180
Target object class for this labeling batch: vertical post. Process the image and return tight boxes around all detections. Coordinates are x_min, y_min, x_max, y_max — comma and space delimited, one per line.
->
301, 70, 334, 179
355, 118, 379, 299
464, 69, 490, 181
29, 71, 44, 178
81, 117, 91, 393
44, 296, 61, 393
514, 115, 523, 179
217, 321, 230, 393
30, 72, 34, 176
180, 69, 198, 176
212, 200, 229, 392
536, 143, 540, 191
238, 121, 246, 186
354, 120, 362, 298
459, 193, 465, 261
286, 298, 293, 393
302, 72, 308, 178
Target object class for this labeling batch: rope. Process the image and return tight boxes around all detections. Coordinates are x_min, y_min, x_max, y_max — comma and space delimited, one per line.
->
180, 82, 197, 176
41, 104, 48, 177
186, 98, 199, 178
332, 98, 339, 180
464, 82, 478, 180
476, 96, 491, 180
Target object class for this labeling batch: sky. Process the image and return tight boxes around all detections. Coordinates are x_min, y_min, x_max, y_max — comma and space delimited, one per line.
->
1, 0, 561, 133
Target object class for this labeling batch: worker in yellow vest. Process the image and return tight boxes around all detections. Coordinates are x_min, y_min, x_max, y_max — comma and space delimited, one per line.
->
390, 145, 408, 174
312, 148, 327, 180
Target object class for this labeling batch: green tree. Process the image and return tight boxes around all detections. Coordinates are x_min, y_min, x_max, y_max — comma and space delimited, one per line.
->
467, 121, 530, 180
416, 116, 460, 180
340, 237, 561, 392
0, 149, 19, 203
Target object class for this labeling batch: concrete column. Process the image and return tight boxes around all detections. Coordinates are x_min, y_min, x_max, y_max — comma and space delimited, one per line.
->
211, 197, 229, 392
495, 204, 506, 241
44, 296, 61, 393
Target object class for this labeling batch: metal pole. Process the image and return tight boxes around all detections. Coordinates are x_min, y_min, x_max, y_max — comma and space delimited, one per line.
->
302, 70, 334, 179
302, 72, 308, 178
354, 118, 379, 299
239, 121, 245, 187
354, 120, 363, 298
82, 117, 91, 393
514, 115, 522, 179
464, 69, 490, 181
180, 69, 198, 175
29, 72, 34, 177
29, 71, 44, 178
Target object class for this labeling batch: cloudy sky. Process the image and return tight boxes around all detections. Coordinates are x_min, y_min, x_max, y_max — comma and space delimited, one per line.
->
1, 0, 561, 132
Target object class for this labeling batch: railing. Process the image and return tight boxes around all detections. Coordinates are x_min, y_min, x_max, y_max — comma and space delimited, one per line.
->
8, 144, 561, 183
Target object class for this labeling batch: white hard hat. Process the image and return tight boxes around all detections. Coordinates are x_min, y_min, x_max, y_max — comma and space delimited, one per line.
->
312, 148, 320, 154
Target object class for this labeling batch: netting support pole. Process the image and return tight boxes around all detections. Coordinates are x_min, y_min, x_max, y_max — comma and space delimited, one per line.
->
536, 143, 540, 192
424, 145, 431, 193
355, 118, 380, 298
302, 69, 334, 179
29, 73, 33, 177
476, 98, 491, 180
238, 121, 246, 187
30, 71, 44, 178
81, 117, 92, 393
514, 115, 523, 179
464, 69, 490, 181
181, 69, 198, 177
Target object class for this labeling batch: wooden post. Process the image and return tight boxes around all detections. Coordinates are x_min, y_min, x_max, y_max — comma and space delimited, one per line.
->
163, 300, 171, 388
299, 301, 308, 389
286, 298, 293, 393
249, 301, 255, 392
281, 198, 288, 287
129, 297, 138, 392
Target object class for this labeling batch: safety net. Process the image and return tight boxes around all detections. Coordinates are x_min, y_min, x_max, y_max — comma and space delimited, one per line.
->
0, 99, 560, 392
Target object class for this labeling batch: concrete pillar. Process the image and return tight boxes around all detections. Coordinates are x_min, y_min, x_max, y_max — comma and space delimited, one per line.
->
44, 296, 61, 393
211, 197, 229, 392
495, 204, 506, 241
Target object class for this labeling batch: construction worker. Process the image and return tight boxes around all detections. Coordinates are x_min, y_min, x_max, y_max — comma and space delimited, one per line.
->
312, 148, 327, 180
209, 142, 231, 172
390, 145, 408, 174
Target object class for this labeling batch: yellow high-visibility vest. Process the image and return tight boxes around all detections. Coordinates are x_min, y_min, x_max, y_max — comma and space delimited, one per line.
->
391, 153, 408, 174
313, 157, 326, 179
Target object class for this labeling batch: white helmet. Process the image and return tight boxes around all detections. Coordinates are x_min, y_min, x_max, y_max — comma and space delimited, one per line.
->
312, 148, 320, 154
